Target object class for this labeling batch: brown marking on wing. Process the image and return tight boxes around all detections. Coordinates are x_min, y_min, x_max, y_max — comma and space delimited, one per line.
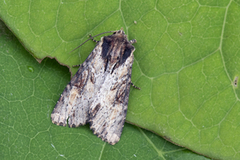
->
69, 91, 77, 106
92, 103, 101, 116
115, 82, 127, 104
110, 82, 119, 91
111, 109, 118, 120
90, 72, 95, 84
73, 70, 88, 89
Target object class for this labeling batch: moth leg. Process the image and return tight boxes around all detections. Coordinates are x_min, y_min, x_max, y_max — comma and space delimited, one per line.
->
89, 34, 99, 43
129, 39, 137, 44
72, 64, 81, 68
130, 81, 140, 90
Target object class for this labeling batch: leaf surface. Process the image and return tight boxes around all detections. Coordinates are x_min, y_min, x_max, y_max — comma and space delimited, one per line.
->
0, 0, 239, 159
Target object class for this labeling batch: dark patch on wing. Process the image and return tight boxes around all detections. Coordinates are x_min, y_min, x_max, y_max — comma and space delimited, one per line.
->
110, 82, 119, 91
92, 103, 101, 116
115, 81, 128, 104
111, 63, 119, 74
72, 111, 75, 117
120, 44, 134, 65
101, 37, 112, 59
118, 119, 125, 125
102, 122, 107, 127
123, 109, 128, 115
72, 70, 88, 89
90, 72, 95, 84
104, 55, 111, 72
100, 127, 106, 135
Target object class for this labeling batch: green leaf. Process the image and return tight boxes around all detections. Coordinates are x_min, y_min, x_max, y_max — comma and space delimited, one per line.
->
0, 0, 239, 159
0, 20, 208, 160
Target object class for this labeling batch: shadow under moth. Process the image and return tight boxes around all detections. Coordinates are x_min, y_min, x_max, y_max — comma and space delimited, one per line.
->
51, 29, 139, 145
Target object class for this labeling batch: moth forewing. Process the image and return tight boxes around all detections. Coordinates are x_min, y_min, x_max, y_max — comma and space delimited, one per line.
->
51, 29, 136, 145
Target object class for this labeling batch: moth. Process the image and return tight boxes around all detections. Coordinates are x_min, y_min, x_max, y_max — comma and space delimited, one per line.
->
51, 29, 138, 145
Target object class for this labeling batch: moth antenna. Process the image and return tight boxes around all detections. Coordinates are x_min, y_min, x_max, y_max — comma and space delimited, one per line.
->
89, 34, 98, 43
69, 30, 116, 53
130, 82, 141, 90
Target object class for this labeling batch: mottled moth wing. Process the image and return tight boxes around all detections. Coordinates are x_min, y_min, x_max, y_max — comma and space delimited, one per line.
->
88, 30, 135, 145
51, 29, 136, 145
51, 42, 105, 127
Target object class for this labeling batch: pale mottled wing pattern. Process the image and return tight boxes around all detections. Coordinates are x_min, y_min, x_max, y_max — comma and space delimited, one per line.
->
88, 32, 135, 145
51, 43, 105, 127
89, 60, 133, 145
51, 30, 136, 145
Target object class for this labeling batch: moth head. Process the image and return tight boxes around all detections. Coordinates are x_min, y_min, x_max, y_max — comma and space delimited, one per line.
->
112, 29, 128, 41
114, 29, 124, 34
113, 29, 126, 36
